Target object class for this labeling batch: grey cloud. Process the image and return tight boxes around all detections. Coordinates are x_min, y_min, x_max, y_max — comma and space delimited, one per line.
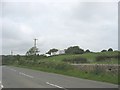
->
70, 2, 117, 22
1, 1, 118, 55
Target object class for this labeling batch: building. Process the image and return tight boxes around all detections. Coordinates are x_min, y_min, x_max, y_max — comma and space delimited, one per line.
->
51, 49, 65, 56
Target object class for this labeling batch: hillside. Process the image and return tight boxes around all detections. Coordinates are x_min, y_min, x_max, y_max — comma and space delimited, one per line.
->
36, 51, 119, 64
2, 51, 120, 84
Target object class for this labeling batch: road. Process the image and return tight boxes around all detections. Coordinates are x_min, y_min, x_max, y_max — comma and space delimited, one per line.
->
1, 66, 118, 89
0, 66, 2, 90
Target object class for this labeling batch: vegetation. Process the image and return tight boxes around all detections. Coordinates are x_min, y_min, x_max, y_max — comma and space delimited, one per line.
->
108, 48, 113, 52
46, 48, 58, 55
12, 64, 119, 84
85, 49, 91, 53
26, 47, 39, 55
65, 46, 84, 54
101, 50, 107, 52
2, 50, 119, 84
63, 57, 88, 64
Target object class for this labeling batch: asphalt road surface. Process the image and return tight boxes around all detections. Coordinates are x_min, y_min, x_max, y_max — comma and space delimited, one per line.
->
0, 66, 2, 90
1, 66, 118, 89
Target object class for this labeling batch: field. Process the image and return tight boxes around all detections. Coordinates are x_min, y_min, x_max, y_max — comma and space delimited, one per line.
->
35, 51, 119, 64
2, 51, 120, 84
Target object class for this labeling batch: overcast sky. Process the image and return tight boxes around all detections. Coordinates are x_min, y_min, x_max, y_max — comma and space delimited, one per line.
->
1, 0, 118, 55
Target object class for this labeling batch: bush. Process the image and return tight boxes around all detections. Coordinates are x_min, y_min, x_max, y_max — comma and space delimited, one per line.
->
101, 50, 107, 52
54, 62, 72, 70
96, 55, 118, 62
37, 60, 73, 71
63, 57, 88, 64
65, 46, 84, 54
108, 48, 113, 52
85, 49, 90, 53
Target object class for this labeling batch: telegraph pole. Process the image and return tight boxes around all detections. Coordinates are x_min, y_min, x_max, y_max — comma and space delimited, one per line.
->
33, 38, 38, 55
11, 50, 13, 56
34, 38, 38, 48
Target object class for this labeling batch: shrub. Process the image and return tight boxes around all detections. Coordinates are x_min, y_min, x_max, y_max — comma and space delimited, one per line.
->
101, 50, 107, 52
63, 57, 88, 64
96, 55, 118, 62
65, 46, 84, 54
37, 60, 73, 71
54, 62, 72, 70
108, 48, 113, 52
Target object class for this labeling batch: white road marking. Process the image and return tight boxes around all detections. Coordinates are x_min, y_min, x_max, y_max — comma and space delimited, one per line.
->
1, 85, 3, 88
46, 82, 64, 88
19, 72, 34, 78
10, 69, 16, 72
0, 81, 3, 88
6, 67, 17, 72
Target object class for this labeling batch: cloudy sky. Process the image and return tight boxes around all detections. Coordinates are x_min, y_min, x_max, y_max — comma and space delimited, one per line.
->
1, 0, 118, 55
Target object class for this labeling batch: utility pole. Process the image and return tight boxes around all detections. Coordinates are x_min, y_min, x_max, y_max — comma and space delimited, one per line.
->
11, 50, 13, 56
34, 38, 38, 48
33, 38, 38, 55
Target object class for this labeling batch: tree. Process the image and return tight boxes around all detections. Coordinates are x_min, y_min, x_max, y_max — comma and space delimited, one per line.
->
86, 49, 90, 53
26, 47, 39, 56
85, 49, 90, 53
108, 48, 113, 52
101, 50, 107, 52
65, 46, 84, 54
46, 48, 58, 55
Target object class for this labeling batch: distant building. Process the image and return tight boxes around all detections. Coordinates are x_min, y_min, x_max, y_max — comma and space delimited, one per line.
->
51, 51, 58, 55
45, 54, 51, 57
44, 49, 65, 57
51, 49, 65, 56
58, 50, 65, 54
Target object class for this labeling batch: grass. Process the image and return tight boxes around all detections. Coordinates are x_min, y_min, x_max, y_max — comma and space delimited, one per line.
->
11, 63, 119, 84
37, 51, 119, 64
3, 51, 119, 84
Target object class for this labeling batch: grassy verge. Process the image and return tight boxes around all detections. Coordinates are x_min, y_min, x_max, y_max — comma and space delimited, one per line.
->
11, 64, 119, 84
3, 51, 119, 84
37, 51, 119, 64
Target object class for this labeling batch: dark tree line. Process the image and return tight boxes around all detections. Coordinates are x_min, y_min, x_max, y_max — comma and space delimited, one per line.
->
46, 46, 92, 55
46, 48, 58, 55
46, 46, 114, 55
101, 48, 113, 52
65, 46, 84, 54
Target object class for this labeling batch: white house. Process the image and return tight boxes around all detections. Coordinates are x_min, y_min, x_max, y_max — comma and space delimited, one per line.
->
51, 49, 65, 56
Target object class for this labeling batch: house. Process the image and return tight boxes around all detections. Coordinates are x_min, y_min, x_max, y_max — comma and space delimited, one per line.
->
51, 49, 65, 56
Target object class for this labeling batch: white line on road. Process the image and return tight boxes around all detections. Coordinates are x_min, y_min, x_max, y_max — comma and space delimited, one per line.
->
0, 81, 3, 88
10, 69, 16, 72
1, 85, 4, 88
19, 72, 34, 78
6, 67, 17, 72
46, 82, 64, 89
